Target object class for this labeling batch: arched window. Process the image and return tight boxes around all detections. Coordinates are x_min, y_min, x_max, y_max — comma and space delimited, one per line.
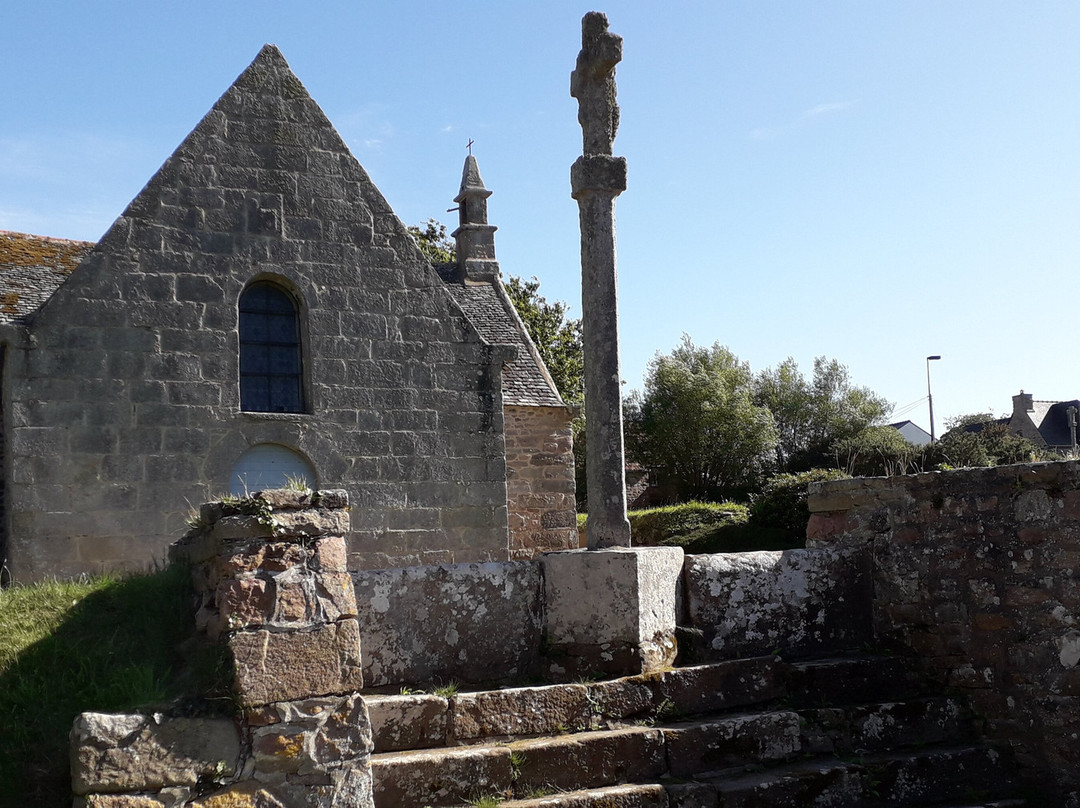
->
230, 443, 317, 496
239, 282, 303, 413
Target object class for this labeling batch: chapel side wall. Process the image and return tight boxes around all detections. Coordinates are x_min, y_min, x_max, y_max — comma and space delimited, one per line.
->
4, 49, 510, 582
503, 404, 577, 559
806, 461, 1080, 798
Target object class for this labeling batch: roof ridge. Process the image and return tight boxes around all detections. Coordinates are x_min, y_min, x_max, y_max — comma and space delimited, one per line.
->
0, 230, 96, 248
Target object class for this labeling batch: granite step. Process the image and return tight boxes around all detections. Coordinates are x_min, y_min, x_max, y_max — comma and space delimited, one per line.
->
659, 711, 802, 779
785, 654, 924, 708
669, 744, 1022, 808
371, 726, 666, 806
457, 783, 668, 807
367, 655, 1024, 807
364, 656, 785, 753
797, 695, 972, 756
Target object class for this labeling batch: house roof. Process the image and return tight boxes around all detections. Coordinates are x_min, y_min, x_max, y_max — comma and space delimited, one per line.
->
436, 264, 565, 409
1033, 400, 1080, 448
0, 231, 94, 325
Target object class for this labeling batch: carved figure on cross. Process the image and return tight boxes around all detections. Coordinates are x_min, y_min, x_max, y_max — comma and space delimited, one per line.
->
570, 11, 622, 156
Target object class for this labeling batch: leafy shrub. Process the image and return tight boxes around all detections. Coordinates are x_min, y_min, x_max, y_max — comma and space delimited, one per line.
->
750, 469, 849, 536
581, 498, 818, 553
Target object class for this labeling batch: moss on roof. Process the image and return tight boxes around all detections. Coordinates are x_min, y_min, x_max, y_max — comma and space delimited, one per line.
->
0, 231, 95, 325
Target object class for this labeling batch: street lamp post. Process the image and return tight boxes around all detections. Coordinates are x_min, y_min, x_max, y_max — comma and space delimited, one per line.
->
927, 355, 941, 443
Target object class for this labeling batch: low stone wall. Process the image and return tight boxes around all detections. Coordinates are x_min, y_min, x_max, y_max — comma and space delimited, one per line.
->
353, 560, 544, 688
807, 461, 1080, 801
72, 490, 375, 808
682, 548, 871, 661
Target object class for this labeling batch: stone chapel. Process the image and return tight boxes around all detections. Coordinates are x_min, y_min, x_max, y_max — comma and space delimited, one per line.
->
0, 45, 577, 582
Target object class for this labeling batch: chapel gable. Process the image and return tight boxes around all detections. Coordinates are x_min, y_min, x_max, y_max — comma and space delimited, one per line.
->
4, 46, 515, 580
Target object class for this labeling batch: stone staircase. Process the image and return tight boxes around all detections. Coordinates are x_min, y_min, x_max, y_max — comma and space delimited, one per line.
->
364, 654, 1029, 807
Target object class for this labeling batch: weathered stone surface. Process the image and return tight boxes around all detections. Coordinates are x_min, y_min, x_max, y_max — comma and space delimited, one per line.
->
543, 547, 683, 676
365, 693, 448, 752
571, 12, 631, 549
370, 745, 512, 807
254, 488, 317, 510
649, 658, 784, 717
799, 697, 966, 757
70, 713, 240, 794
451, 683, 591, 741
683, 548, 871, 660
7, 44, 517, 582
353, 560, 542, 688
311, 693, 373, 764
512, 784, 667, 807
662, 711, 801, 778
188, 781, 286, 808
229, 620, 363, 706
83, 794, 185, 808
271, 509, 349, 539
312, 536, 347, 572
510, 726, 666, 793
583, 676, 654, 722
709, 760, 867, 807
504, 404, 578, 559
218, 577, 274, 630
808, 460, 1080, 799
786, 656, 921, 709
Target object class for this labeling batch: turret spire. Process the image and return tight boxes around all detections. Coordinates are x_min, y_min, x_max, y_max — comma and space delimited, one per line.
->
451, 153, 499, 283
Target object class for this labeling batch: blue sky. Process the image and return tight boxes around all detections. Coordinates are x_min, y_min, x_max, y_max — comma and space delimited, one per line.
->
4, 2, 1080, 434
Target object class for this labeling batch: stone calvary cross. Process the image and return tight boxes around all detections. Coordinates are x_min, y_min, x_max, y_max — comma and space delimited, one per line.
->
571, 12, 632, 549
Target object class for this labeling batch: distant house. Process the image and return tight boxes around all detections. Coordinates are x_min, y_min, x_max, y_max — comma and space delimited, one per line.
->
1007, 391, 1080, 452
890, 420, 932, 446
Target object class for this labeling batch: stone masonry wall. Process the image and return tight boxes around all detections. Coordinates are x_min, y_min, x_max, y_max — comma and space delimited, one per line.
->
353, 560, 544, 689
72, 489, 375, 807
7, 45, 511, 582
806, 461, 1080, 801
504, 404, 577, 558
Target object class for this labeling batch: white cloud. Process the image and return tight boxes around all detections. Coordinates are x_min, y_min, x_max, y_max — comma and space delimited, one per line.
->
801, 101, 856, 119
749, 100, 856, 140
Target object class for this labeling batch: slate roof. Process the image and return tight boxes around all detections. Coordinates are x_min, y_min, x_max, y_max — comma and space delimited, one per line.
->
0, 231, 94, 325
436, 264, 565, 409
1030, 399, 1080, 448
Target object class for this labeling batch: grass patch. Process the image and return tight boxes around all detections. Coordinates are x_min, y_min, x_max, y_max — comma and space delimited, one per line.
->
627, 501, 748, 546
584, 501, 800, 553
583, 499, 803, 557
579, 472, 851, 553
0, 565, 228, 808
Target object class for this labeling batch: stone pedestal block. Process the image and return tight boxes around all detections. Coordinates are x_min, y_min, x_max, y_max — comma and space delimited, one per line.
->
541, 546, 683, 678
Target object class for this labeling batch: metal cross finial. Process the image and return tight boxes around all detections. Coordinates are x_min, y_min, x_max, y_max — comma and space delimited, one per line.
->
466, 138, 475, 155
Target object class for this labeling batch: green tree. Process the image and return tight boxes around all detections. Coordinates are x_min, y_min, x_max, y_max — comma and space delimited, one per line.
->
832, 426, 920, 477
755, 356, 892, 471
930, 418, 1043, 468
626, 336, 778, 501
504, 275, 584, 408
407, 218, 455, 264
